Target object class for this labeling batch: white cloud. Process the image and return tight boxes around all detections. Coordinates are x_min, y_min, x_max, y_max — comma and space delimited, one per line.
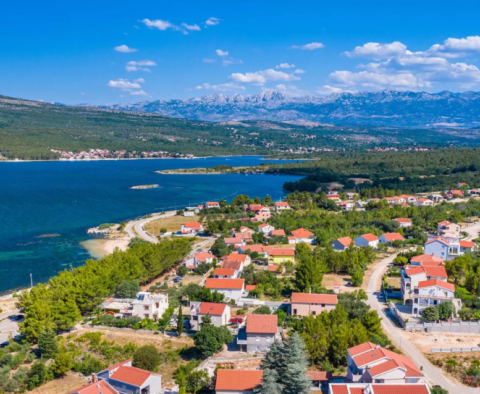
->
216, 49, 229, 57
222, 58, 243, 66
428, 36, 480, 57
271, 84, 309, 96
114, 45, 137, 53
195, 82, 245, 92
133, 78, 145, 83
126, 60, 157, 72
291, 42, 325, 50
142, 19, 173, 30
107, 79, 142, 89
344, 41, 407, 59
316, 85, 355, 95
203, 58, 216, 63
205, 17, 220, 26
230, 69, 301, 85
130, 90, 148, 96
294, 69, 306, 74
276, 63, 295, 69
181, 23, 201, 31
328, 70, 427, 89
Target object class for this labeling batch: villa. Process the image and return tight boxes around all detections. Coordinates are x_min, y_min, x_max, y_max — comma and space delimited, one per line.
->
424, 236, 461, 261
274, 201, 290, 212
181, 222, 203, 235
288, 228, 316, 244
437, 220, 460, 238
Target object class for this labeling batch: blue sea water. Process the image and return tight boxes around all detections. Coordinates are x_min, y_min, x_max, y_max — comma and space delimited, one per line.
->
0, 156, 301, 293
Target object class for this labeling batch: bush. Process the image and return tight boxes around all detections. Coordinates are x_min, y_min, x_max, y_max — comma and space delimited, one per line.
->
253, 306, 271, 315
423, 306, 439, 321
38, 330, 58, 359
117, 280, 141, 298
176, 266, 188, 277
133, 345, 161, 372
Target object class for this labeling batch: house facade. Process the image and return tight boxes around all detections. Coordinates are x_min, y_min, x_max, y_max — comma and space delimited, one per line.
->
274, 202, 290, 212
257, 223, 274, 234
437, 221, 460, 238
424, 236, 461, 261
354, 234, 379, 249
379, 233, 405, 244
412, 279, 459, 316
206, 202, 220, 208
181, 222, 203, 235
268, 248, 295, 264
189, 302, 230, 331
329, 384, 430, 394
291, 293, 337, 316
193, 251, 215, 267
288, 228, 316, 244
394, 218, 412, 228
237, 314, 279, 352
400, 265, 448, 303
460, 240, 478, 253
204, 278, 246, 302
131, 292, 168, 322
330, 236, 354, 251
416, 198, 433, 207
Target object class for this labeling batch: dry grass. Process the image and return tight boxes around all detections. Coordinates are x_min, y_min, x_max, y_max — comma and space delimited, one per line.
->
181, 274, 207, 286
29, 372, 87, 394
386, 277, 401, 288
145, 215, 199, 235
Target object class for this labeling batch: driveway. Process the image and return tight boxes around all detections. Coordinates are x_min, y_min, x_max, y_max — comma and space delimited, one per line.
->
0, 308, 21, 344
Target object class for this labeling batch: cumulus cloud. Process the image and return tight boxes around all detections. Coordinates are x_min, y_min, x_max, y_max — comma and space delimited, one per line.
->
130, 90, 148, 96
195, 82, 245, 92
126, 60, 157, 72
181, 23, 201, 31
107, 79, 142, 89
276, 63, 295, 69
142, 19, 173, 30
205, 17, 220, 26
230, 69, 301, 85
271, 84, 309, 96
216, 49, 229, 57
344, 41, 407, 59
114, 45, 137, 53
291, 42, 324, 50
316, 85, 355, 95
133, 78, 145, 83
294, 69, 306, 74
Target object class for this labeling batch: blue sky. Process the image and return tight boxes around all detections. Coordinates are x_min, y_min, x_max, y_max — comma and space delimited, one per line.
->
2, 0, 480, 104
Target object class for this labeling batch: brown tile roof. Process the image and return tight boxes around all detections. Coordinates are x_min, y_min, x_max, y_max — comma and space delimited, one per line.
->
205, 278, 244, 290
199, 302, 227, 316
291, 292, 338, 304
110, 366, 159, 387
246, 314, 277, 333
215, 370, 263, 391
70, 380, 118, 394
418, 279, 455, 291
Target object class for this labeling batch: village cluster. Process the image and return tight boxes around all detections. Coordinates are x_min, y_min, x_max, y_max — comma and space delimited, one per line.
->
50, 148, 195, 160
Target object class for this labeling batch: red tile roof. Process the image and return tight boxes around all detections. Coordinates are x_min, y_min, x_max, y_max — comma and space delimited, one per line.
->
241, 245, 267, 254
213, 268, 236, 277
245, 285, 257, 291
246, 314, 277, 333
206, 201, 219, 206
275, 202, 289, 207
184, 222, 202, 228
348, 342, 377, 357
248, 204, 263, 211
194, 251, 215, 262
267, 265, 282, 272
225, 253, 249, 262
425, 236, 450, 246
460, 240, 476, 248
306, 371, 332, 381
199, 302, 227, 316
205, 278, 244, 290
215, 370, 263, 391
361, 233, 379, 242
423, 266, 447, 278
438, 220, 452, 226
367, 359, 404, 377
381, 233, 405, 241
418, 279, 455, 291
224, 237, 244, 244
410, 254, 443, 265
70, 380, 118, 394
336, 236, 354, 247
270, 229, 286, 236
291, 228, 315, 238
221, 260, 242, 270
404, 266, 426, 276
110, 366, 159, 387
291, 292, 338, 304
107, 359, 132, 371
269, 248, 295, 256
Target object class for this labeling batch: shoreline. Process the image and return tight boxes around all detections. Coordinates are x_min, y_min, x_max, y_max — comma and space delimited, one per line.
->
80, 237, 130, 259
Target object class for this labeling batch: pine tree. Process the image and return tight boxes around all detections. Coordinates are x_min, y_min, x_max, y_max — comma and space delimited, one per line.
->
38, 330, 58, 359
262, 340, 284, 370
177, 304, 184, 335
295, 256, 323, 292
254, 369, 284, 394
282, 333, 311, 394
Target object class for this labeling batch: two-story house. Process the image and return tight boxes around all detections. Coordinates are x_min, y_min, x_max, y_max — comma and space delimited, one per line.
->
394, 218, 412, 228
131, 292, 168, 322
412, 279, 460, 317
268, 248, 295, 264
288, 228, 316, 244
191, 251, 215, 269
424, 236, 461, 261
416, 198, 434, 207
329, 383, 430, 394
204, 278, 246, 303
222, 253, 251, 270
437, 221, 460, 238
291, 293, 337, 316
330, 236, 354, 251
70, 379, 118, 394
189, 302, 230, 331
215, 370, 263, 394
346, 342, 424, 384
257, 223, 274, 234
400, 265, 447, 303
274, 201, 290, 212
181, 222, 204, 235
237, 314, 279, 352
354, 234, 379, 249
213, 268, 238, 279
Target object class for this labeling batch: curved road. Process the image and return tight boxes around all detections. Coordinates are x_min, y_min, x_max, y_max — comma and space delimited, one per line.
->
125, 211, 177, 244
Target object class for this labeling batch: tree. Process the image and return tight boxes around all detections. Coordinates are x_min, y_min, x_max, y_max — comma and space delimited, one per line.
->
422, 306, 439, 321
176, 266, 188, 277
253, 306, 271, 314
254, 369, 284, 394
438, 302, 454, 320
186, 370, 212, 394
430, 387, 448, 394
51, 350, 73, 376
38, 330, 58, 359
295, 256, 324, 292
194, 324, 233, 358
262, 341, 284, 370
133, 345, 161, 372
117, 280, 140, 298
177, 305, 184, 335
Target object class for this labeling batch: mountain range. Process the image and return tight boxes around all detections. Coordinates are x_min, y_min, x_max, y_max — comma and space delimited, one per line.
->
93, 90, 480, 127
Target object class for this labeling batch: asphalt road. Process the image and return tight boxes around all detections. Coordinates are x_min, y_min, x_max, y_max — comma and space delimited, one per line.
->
0, 308, 20, 344
125, 211, 176, 243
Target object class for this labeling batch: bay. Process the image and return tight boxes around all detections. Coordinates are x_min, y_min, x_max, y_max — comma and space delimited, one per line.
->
0, 156, 301, 293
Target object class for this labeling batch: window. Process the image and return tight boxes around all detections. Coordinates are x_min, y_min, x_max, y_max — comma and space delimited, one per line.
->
256, 336, 260, 342
444, 292, 448, 297
414, 298, 418, 303
266, 336, 271, 342
155, 303, 159, 308
321, 304, 325, 307
193, 316, 198, 321
144, 305, 149, 311
312, 311, 316, 316
293, 309, 297, 315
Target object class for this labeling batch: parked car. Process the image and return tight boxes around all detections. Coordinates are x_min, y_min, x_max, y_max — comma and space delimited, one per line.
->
173, 276, 183, 283
0, 342, 8, 348
229, 317, 244, 324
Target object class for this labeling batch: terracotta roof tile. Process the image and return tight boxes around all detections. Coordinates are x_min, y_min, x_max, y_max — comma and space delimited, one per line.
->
245, 285, 257, 291
70, 380, 118, 394
291, 228, 315, 238
275, 202, 289, 206
110, 366, 159, 387
194, 251, 215, 262
460, 240, 476, 248
213, 268, 236, 277
221, 260, 242, 270
423, 266, 447, 278
270, 229, 286, 236
395, 218, 411, 223
198, 302, 227, 316
269, 248, 295, 256
205, 278, 244, 290
348, 342, 377, 357
215, 370, 263, 391
361, 233, 379, 242
291, 292, 338, 304
306, 371, 332, 381
381, 233, 405, 241
418, 279, 455, 291
184, 222, 202, 228
246, 314, 277, 333
336, 236, 354, 247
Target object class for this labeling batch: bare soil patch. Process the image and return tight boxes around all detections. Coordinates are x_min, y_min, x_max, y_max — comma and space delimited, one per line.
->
404, 331, 480, 354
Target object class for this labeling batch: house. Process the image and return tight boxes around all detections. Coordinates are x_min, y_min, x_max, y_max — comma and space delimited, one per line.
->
258, 223, 274, 234
415, 198, 433, 207
238, 244, 273, 258
329, 384, 430, 394
379, 233, 405, 244
356, 201, 368, 208
245, 284, 257, 291
410, 254, 443, 266
193, 251, 215, 267
213, 268, 238, 279
274, 201, 290, 212
412, 279, 459, 317
401, 264, 448, 303
231, 227, 254, 243
222, 253, 251, 270
269, 248, 295, 264
330, 236, 354, 251
428, 194, 444, 203
69, 380, 118, 394
457, 182, 468, 188
181, 222, 204, 234
246, 204, 264, 213
386, 196, 406, 204
394, 218, 412, 228
346, 192, 357, 199
367, 198, 381, 203
460, 240, 478, 253
354, 234, 379, 249
215, 370, 263, 394
437, 220, 460, 238
237, 314, 279, 352
224, 237, 245, 247
424, 236, 461, 261
206, 201, 220, 208
269, 229, 286, 237
96, 360, 162, 394
189, 302, 230, 331
400, 195, 418, 203
447, 190, 464, 199
339, 201, 354, 211
205, 278, 246, 302
307, 371, 332, 390
346, 342, 424, 384
131, 292, 168, 322
267, 264, 284, 274
255, 207, 272, 221
291, 293, 337, 316
288, 228, 316, 244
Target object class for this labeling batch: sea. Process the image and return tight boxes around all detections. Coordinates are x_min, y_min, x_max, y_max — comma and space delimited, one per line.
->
0, 156, 301, 293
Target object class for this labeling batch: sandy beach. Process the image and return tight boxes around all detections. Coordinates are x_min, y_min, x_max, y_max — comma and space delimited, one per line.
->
81, 237, 130, 259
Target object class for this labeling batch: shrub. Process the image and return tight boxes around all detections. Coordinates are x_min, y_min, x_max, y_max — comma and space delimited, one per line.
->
133, 346, 161, 372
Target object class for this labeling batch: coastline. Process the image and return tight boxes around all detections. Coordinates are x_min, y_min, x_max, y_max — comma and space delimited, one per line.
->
80, 237, 130, 259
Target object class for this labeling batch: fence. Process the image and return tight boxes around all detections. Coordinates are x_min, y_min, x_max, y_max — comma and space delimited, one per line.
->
431, 347, 480, 354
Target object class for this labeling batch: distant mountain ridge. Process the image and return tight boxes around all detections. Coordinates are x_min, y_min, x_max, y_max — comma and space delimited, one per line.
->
93, 90, 480, 127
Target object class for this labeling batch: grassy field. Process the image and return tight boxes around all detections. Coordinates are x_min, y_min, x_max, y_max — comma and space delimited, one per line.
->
145, 215, 200, 235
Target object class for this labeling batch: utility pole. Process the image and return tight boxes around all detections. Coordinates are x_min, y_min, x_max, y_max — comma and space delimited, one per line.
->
30, 273, 33, 288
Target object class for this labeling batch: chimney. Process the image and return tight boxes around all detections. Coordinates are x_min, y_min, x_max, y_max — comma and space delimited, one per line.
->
92, 373, 98, 383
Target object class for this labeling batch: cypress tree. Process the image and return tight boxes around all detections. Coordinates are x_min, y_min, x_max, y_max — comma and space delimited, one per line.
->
177, 304, 184, 335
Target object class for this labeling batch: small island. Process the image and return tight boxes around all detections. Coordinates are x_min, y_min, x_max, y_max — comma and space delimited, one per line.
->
157, 164, 270, 175
130, 184, 159, 189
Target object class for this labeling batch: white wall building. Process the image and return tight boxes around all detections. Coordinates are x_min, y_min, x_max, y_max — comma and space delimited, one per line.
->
131, 292, 169, 322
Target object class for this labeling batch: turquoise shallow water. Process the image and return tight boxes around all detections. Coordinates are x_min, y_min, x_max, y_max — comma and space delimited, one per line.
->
0, 156, 301, 293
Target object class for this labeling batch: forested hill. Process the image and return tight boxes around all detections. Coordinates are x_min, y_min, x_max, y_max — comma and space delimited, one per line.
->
2, 94, 480, 160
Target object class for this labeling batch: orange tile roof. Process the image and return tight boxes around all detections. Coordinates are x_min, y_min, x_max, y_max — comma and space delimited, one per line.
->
291, 228, 315, 238
206, 201, 219, 206
215, 370, 263, 391
267, 265, 280, 272
438, 220, 452, 226
361, 233, 378, 242
306, 371, 332, 381
423, 266, 447, 278
184, 222, 202, 228
246, 314, 277, 333
367, 359, 404, 377
205, 278, 244, 290
70, 380, 118, 394
225, 253, 249, 262
198, 302, 227, 315
348, 342, 377, 357
275, 202, 289, 206
381, 233, 405, 241
241, 245, 267, 254
336, 236, 354, 247
224, 237, 244, 244
110, 366, 159, 387
460, 240, 476, 248
194, 251, 215, 262
213, 268, 236, 276
106, 359, 132, 371
404, 266, 426, 276
221, 260, 242, 270
418, 279, 455, 291
291, 292, 338, 304
270, 229, 286, 236
410, 254, 443, 265
248, 204, 263, 211
245, 285, 257, 291
269, 248, 295, 256
330, 385, 349, 394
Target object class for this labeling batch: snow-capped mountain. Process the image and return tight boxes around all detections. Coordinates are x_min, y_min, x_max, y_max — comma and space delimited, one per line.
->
93, 90, 480, 127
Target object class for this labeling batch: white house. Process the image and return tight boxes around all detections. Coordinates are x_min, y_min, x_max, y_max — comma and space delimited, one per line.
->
189, 302, 231, 331
257, 223, 274, 234
394, 218, 412, 228
330, 384, 430, 394
339, 201, 354, 211
288, 228, 316, 244
181, 222, 204, 235
224, 236, 245, 247
205, 201, 220, 208
412, 279, 459, 317
274, 202, 290, 212
379, 232, 405, 244
131, 292, 168, 322
183, 211, 195, 217
416, 198, 434, 207
213, 268, 238, 279
204, 278, 246, 303
353, 234, 379, 249
424, 236, 461, 261
400, 264, 448, 303
193, 251, 215, 267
